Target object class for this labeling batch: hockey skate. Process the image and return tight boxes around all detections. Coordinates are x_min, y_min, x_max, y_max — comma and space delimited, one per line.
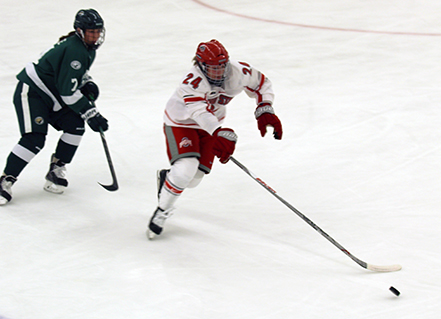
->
147, 207, 174, 239
157, 169, 170, 198
44, 154, 68, 194
0, 175, 17, 205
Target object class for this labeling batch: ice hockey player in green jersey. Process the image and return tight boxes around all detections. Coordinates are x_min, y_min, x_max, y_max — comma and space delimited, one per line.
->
0, 9, 109, 205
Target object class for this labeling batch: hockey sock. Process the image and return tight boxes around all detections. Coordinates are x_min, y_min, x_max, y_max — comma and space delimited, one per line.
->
3, 133, 45, 177
158, 157, 199, 210
54, 133, 83, 163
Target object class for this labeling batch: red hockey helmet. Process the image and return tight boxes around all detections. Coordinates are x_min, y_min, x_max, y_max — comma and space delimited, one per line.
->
195, 39, 229, 86
196, 39, 229, 65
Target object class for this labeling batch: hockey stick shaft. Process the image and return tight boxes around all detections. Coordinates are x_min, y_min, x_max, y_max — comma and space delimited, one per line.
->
229, 156, 401, 272
98, 127, 119, 191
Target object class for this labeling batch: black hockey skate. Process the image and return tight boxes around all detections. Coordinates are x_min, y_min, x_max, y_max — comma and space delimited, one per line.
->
157, 169, 170, 199
44, 154, 68, 194
148, 206, 173, 239
0, 175, 17, 205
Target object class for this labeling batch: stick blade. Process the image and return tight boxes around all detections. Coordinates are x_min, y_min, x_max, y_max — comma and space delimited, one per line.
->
98, 182, 119, 191
367, 263, 402, 272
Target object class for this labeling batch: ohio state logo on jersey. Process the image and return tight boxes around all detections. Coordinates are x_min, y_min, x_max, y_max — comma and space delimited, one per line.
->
179, 137, 192, 148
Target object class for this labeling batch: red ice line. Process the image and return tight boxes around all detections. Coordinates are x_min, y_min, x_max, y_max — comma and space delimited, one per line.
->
191, 0, 441, 37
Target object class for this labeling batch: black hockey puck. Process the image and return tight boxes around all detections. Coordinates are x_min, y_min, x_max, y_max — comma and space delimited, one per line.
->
389, 286, 400, 296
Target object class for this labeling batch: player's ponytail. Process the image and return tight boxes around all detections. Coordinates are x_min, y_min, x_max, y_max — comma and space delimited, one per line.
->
58, 31, 76, 42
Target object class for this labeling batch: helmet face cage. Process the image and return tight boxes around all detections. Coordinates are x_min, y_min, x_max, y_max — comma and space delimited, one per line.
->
74, 9, 105, 50
195, 40, 229, 86
199, 63, 229, 87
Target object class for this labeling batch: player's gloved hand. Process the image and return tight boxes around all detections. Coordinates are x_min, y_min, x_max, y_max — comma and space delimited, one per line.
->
212, 127, 238, 164
80, 107, 108, 132
255, 103, 283, 140
80, 81, 99, 102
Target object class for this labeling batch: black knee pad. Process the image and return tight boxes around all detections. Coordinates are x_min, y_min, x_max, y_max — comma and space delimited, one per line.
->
19, 132, 46, 154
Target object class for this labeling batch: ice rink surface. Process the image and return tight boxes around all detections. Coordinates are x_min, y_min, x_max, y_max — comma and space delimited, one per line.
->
1, 0, 440, 318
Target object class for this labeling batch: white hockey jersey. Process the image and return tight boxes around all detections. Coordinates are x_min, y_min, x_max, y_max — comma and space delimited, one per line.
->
164, 60, 275, 135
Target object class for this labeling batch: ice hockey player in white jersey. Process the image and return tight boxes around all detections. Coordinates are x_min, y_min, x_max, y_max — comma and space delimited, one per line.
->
148, 39, 283, 239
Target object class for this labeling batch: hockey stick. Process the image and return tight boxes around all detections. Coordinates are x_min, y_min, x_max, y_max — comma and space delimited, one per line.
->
98, 127, 119, 191
229, 156, 401, 272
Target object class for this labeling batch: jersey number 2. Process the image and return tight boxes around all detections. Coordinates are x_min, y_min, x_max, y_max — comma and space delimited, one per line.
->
239, 62, 252, 75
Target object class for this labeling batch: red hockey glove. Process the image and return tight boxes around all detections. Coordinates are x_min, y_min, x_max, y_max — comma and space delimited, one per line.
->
212, 127, 238, 164
255, 103, 283, 140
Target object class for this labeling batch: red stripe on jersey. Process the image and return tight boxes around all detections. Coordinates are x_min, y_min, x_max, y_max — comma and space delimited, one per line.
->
246, 73, 266, 104
184, 96, 205, 104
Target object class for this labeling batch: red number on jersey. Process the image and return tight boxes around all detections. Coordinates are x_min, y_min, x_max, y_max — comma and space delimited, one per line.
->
239, 62, 252, 75
183, 73, 202, 89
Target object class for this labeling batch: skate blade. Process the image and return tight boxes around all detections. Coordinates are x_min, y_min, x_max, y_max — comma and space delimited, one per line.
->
43, 181, 65, 194
147, 229, 156, 240
0, 196, 9, 205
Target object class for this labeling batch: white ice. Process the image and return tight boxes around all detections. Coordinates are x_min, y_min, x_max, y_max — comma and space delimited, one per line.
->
1, 0, 440, 318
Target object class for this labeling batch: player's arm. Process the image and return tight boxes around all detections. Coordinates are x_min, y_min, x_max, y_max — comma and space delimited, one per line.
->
56, 55, 108, 132
239, 61, 283, 140
179, 70, 222, 135
79, 71, 99, 102
55, 56, 93, 114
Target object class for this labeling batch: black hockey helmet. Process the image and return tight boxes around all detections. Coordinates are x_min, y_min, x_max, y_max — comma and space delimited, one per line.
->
74, 9, 105, 49
74, 9, 104, 30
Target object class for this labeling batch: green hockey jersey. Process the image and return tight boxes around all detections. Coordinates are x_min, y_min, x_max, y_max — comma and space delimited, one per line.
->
17, 34, 96, 114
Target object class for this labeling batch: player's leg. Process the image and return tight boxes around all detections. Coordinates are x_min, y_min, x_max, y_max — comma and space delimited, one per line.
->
1, 82, 48, 205
149, 125, 209, 238
44, 107, 85, 194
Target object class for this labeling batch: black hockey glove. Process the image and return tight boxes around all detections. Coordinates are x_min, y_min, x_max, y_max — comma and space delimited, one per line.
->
80, 81, 99, 102
80, 107, 108, 132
